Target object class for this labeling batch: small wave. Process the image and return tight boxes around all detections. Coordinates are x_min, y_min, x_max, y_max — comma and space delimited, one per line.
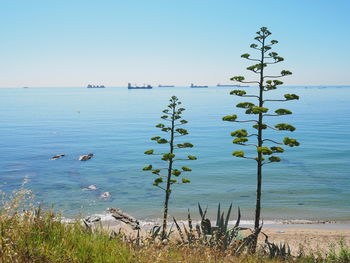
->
61, 211, 338, 230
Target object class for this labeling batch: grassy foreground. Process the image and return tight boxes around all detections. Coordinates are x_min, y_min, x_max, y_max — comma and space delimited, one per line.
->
1, 188, 350, 262
0, 210, 279, 263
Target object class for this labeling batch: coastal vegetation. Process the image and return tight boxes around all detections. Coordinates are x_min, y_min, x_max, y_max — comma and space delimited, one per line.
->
143, 96, 196, 239
0, 189, 349, 263
223, 27, 299, 248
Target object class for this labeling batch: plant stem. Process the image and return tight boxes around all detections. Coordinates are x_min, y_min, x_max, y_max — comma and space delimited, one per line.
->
253, 34, 265, 248
161, 101, 176, 239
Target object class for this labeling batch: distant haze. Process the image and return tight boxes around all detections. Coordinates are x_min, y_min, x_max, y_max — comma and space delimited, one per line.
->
1, 0, 349, 87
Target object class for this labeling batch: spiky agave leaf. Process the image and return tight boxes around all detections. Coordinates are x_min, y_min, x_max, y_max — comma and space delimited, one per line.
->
198, 203, 208, 220
235, 207, 241, 228
216, 203, 221, 228
224, 203, 232, 232
150, 225, 161, 239
173, 217, 185, 243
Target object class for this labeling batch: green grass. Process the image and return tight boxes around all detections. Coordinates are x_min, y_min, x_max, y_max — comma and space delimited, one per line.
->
1, 210, 350, 263
1, 187, 350, 263
0, 208, 278, 263
0, 210, 133, 262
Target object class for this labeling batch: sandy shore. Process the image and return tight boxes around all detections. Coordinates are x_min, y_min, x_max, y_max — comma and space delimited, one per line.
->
82, 212, 350, 254
260, 226, 350, 254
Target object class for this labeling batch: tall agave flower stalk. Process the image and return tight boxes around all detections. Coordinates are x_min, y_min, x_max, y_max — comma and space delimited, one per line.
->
143, 96, 197, 240
223, 27, 299, 249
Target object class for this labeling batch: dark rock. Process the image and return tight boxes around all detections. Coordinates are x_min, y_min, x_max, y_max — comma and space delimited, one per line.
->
50, 154, 65, 160
79, 153, 94, 161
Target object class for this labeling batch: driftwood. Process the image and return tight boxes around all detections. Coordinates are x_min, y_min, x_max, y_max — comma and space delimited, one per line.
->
108, 207, 140, 230
84, 215, 101, 223
82, 215, 101, 229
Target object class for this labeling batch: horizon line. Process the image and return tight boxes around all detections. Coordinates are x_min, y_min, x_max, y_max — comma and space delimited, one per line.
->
1, 84, 350, 88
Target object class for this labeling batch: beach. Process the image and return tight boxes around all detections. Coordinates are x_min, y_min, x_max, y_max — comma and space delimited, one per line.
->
262, 224, 350, 254
82, 211, 350, 255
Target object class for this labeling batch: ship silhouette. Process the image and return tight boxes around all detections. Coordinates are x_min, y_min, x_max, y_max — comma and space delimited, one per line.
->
128, 83, 152, 89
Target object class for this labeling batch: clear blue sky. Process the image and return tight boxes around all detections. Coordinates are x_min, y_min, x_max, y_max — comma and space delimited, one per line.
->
1, 0, 349, 87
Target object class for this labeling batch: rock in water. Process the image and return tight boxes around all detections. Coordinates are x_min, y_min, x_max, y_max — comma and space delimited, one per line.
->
82, 185, 98, 191
87, 185, 97, 190
100, 191, 111, 200
79, 153, 94, 161
50, 154, 65, 160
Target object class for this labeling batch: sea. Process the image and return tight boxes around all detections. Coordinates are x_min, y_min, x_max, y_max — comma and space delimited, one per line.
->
0, 86, 349, 223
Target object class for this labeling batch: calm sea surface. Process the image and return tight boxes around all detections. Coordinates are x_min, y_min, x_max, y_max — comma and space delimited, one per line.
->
0, 86, 349, 221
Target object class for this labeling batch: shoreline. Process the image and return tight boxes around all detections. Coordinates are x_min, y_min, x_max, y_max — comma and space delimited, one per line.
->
75, 211, 350, 231
79, 211, 350, 255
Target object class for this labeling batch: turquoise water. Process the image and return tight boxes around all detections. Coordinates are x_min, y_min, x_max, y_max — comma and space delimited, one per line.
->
0, 86, 349, 221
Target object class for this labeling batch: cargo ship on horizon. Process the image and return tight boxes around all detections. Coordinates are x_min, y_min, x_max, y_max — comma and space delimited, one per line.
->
217, 83, 250, 87
190, 83, 208, 88
158, 84, 175, 87
128, 83, 152, 89
87, 84, 105, 88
